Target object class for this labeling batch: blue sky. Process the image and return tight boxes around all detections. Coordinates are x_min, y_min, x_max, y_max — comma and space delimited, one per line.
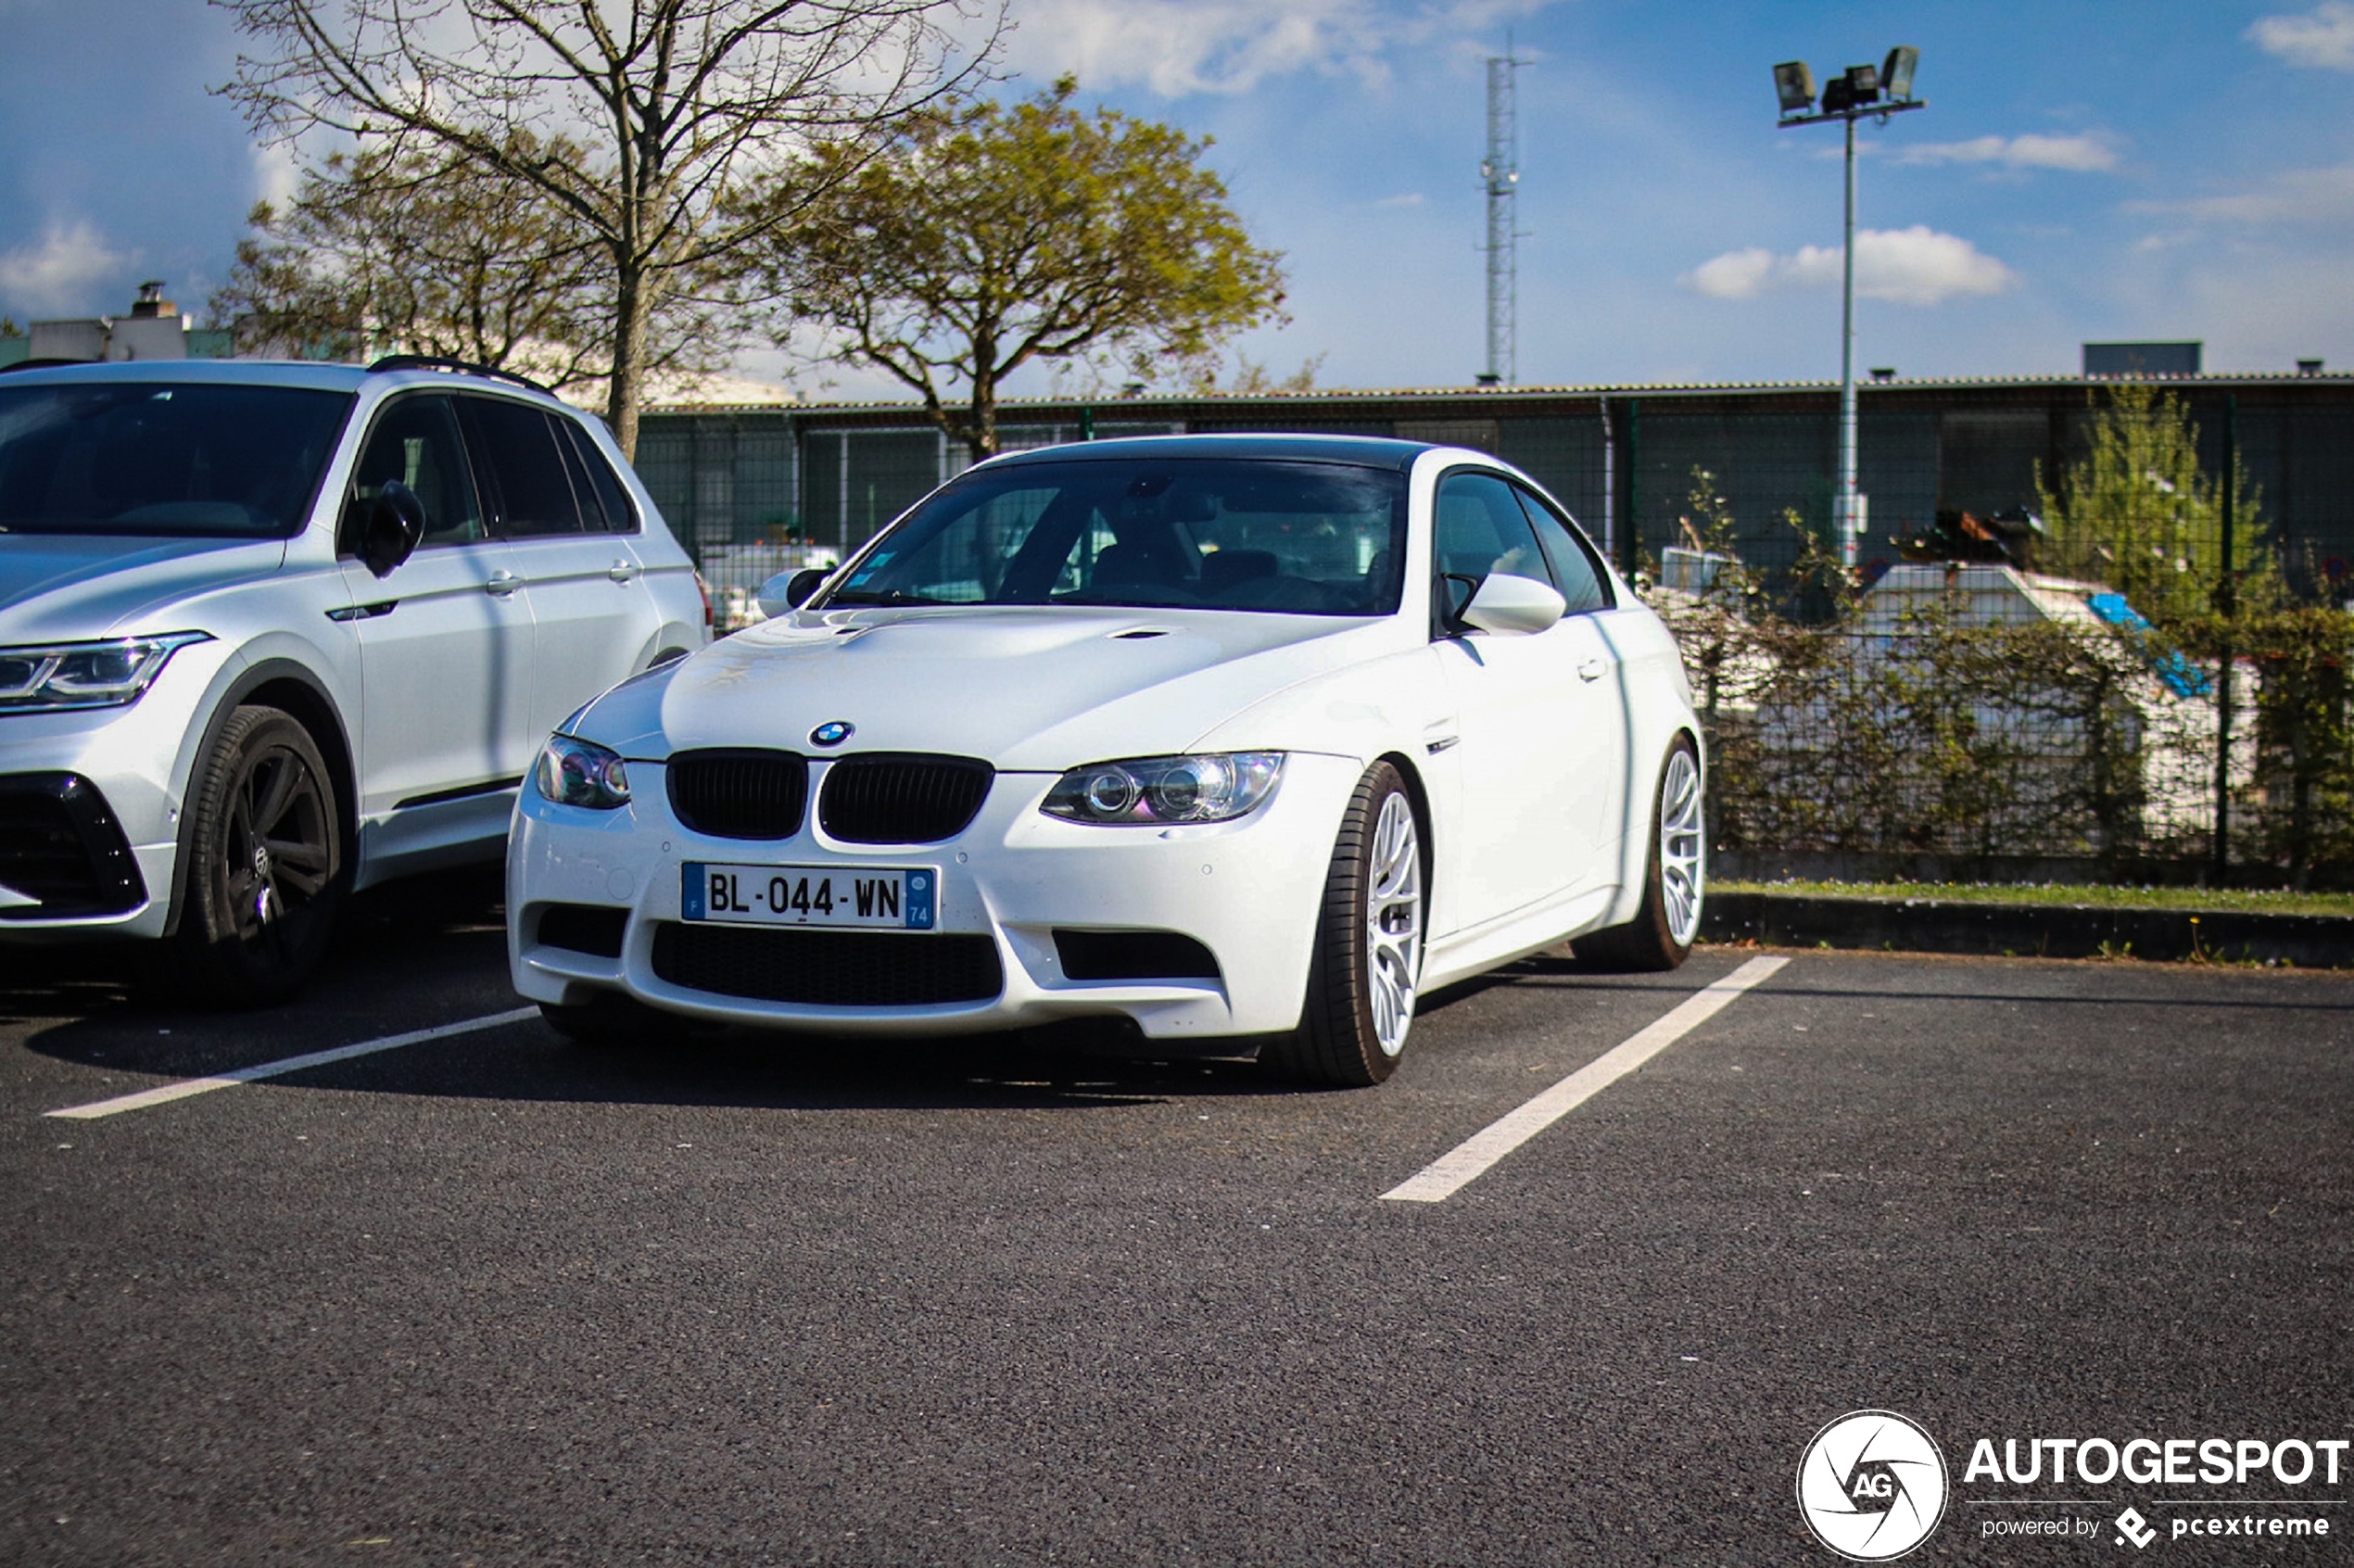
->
4, 0, 2350, 393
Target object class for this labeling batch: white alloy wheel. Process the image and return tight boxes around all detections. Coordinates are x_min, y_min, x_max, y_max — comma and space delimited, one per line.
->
1366, 790, 1423, 1057
1659, 746, 1704, 948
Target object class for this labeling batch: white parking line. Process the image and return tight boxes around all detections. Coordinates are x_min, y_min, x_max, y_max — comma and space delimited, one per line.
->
1380, 955, 1790, 1203
43, 1006, 541, 1120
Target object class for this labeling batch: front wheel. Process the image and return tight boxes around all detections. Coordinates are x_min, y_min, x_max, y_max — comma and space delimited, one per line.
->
1572, 737, 1703, 972
154, 705, 346, 1005
1261, 761, 1424, 1087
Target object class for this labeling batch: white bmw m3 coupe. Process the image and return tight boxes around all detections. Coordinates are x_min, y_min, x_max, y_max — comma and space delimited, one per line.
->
507, 435, 1704, 1085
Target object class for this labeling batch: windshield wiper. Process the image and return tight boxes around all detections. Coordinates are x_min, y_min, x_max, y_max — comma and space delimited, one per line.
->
826, 588, 944, 606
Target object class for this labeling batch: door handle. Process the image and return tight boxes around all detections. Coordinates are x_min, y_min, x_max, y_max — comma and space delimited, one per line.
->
608, 558, 639, 584
1577, 658, 1608, 682
485, 570, 522, 598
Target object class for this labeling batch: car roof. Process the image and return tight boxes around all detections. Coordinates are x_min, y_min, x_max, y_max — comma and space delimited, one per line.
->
979, 432, 1437, 473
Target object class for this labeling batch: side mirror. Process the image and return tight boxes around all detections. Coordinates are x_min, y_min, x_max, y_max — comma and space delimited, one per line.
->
356, 480, 426, 579
1459, 572, 1566, 636
756, 567, 829, 619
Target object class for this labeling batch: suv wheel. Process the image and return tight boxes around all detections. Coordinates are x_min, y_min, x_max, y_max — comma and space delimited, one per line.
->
157, 705, 346, 1005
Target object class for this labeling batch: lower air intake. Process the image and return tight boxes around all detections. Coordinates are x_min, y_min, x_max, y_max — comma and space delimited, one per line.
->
651, 922, 1003, 1006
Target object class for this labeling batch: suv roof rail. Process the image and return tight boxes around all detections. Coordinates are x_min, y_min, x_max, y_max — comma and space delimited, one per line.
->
0, 358, 100, 375
366, 354, 554, 395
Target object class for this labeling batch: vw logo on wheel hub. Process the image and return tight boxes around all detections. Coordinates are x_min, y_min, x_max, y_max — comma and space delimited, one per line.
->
810, 720, 854, 747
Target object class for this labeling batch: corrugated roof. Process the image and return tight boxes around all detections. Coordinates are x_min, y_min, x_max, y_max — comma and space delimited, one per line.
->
648, 370, 2351, 416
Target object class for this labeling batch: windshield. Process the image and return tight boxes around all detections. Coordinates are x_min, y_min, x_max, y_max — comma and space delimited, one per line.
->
827, 456, 1409, 615
0, 382, 355, 537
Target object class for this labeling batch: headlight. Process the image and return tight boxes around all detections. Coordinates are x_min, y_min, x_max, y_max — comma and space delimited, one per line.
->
534, 734, 631, 809
0, 633, 210, 713
1042, 752, 1284, 825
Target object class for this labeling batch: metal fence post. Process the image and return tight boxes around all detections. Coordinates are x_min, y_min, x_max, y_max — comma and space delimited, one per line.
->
1621, 398, 1641, 578
2213, 392, 2237, 879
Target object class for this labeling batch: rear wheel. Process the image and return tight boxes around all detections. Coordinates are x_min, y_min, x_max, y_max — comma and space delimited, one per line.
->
155, 705, 345, 1005
1572, 737, 1702, 972
1261, 761, 1423, 1087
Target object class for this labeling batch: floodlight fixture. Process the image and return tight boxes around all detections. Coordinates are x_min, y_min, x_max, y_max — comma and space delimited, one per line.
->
1767, 45, 1926, 567
1882, 45, 1919, 100
1773, 60, 1816, 115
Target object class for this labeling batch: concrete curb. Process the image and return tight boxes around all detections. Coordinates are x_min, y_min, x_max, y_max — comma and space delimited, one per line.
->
1702, 891, 2354, 967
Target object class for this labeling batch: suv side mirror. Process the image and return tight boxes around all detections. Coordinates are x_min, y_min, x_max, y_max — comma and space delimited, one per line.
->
756, 567, 829, 619
354, 480, 426, 579
1458, 572, 1566, 636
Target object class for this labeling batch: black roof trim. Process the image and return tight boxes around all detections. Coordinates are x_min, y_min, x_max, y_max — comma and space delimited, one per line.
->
367, 354, 554, 396
979, 433, 1434, 472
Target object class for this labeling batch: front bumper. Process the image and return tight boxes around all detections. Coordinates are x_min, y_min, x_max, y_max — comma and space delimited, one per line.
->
0, 651, 229, 940
507, 751, 1365, 1040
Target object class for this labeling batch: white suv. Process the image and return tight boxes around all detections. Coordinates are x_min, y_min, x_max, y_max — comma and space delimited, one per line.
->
0, 357, 707, 1001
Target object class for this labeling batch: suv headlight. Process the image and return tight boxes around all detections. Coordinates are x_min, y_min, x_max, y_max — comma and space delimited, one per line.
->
0, 633, 211, 713
1042, 752, 1284, 826
534, 734, 631, 809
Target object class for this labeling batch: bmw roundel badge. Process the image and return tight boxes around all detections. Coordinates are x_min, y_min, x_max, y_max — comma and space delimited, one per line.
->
810, 720, 854, 747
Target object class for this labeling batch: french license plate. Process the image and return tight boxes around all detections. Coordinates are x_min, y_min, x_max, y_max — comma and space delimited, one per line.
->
681, 862, 937, 929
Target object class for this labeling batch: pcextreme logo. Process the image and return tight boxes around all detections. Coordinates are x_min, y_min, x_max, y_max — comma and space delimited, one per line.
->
1798, 1410, 1951, 1561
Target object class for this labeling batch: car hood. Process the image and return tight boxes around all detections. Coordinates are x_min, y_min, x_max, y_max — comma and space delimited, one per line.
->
578, 605, 1407, 770
0, 534, 289, 639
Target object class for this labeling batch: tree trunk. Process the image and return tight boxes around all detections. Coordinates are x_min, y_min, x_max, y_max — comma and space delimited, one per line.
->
607, 262, 652, 461
963, 368, 998, 466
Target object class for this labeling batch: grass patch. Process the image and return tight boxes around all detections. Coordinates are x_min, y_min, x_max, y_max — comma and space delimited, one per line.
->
1716, 879, 2354, 917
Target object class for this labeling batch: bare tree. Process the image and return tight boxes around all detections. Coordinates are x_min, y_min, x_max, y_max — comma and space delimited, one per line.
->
214, 140, 728, 394
215, 0, 1001, 455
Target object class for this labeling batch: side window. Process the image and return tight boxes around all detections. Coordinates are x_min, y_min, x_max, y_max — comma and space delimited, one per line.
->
559, 418, 638, 534
1513, 484, 1613, 613
348, 394, 484, 550
1434, 470, 1549, 625
459, 396, 586, 537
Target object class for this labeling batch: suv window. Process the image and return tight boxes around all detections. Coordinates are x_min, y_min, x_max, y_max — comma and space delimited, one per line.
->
0, 383, 351, 538
348, 394, 483, 550
1512, 483, 1612, 613
460, 396, 586, 537
558, 420, 637, 533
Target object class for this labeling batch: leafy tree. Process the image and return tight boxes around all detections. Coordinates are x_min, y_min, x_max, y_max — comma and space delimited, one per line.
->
2038, 382, 2274, 628
217, 0, 999, 456
755, 76, 1288, 461
212, 142, 722, 393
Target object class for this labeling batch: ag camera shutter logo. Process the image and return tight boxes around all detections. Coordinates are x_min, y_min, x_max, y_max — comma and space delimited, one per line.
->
1797, 1410, 1950, 1561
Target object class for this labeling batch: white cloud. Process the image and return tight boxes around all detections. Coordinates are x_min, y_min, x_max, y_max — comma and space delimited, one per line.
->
1681, 226, 2019, 308
1373, 191, 1425, 207
0, 218, 128, 317
1003, 0, 1561, 96
2247, 2, 2354, 69
251, 143, 303, 211
1897, 133, 2121, 173
2129, 164, 2354, 227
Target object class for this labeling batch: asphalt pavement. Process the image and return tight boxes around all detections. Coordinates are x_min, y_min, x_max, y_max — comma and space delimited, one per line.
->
3, 873, 2349, 1567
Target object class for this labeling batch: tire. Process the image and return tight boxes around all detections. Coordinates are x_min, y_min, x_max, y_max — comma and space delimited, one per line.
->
153, 705, 346, 1006
1261, 761, 1424, 1087
1572, 736, 1703, 972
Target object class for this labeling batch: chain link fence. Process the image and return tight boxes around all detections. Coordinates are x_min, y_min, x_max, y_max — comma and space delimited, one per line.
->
634, 384, 2353, 883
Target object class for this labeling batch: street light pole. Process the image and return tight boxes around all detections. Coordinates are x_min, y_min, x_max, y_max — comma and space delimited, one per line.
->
1773, 49, 1925, 570
1839, 111, 1858, 568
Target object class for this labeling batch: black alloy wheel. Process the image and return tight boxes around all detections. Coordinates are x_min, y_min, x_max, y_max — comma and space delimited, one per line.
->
158, 705, 346, 1005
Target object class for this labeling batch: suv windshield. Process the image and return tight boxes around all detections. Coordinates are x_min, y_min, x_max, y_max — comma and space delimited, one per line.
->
829, 456, 1409, 615
0, 382, 355, 538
